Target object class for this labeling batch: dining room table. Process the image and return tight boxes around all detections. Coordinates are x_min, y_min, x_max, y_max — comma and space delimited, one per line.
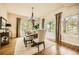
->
24, 31, 38, 47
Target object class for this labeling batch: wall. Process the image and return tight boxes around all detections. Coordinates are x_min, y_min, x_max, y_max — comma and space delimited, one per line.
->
7, 13, 27, 37
0, 4, 7, 19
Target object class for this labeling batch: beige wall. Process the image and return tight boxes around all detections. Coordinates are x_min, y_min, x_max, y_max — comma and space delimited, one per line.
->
7, 13, 17, 37
7, 13, 27, 37
0, 4, 7, 19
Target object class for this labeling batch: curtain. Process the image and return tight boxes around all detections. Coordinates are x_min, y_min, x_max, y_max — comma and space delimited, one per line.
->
55, 12, 62, 44
42, 18, 45, 29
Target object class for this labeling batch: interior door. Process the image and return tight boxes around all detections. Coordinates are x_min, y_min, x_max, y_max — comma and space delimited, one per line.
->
16, 18, 21, 37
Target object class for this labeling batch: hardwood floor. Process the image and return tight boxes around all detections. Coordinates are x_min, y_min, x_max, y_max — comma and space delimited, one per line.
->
35, 44, 79, 55
0, 38, 16, 55
0, 38, 79, 55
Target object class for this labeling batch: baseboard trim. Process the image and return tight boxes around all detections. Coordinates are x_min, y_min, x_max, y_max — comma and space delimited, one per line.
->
60, 41, 79, 52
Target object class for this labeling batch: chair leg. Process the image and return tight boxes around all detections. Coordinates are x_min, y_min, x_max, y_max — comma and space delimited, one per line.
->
31, 40, 33, 43
24, 38, 25, 43
25, 41, 27, 47
38, 45, 39, 53
43, 42, 45, 49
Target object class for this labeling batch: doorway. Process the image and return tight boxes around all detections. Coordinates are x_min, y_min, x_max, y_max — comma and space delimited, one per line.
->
16, 18, 21, 37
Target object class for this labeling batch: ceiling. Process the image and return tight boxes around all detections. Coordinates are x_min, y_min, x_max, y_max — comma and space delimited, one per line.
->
1, 3, 77, 18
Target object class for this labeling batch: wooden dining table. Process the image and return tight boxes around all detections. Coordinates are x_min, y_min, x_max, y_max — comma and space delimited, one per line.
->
26, 31, 38, 38
24, 31, 38, 47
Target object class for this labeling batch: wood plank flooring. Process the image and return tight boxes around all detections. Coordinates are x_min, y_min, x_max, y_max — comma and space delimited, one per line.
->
0, 38, 16, 55
0, 38, 79, 55
34, 44, 79, 55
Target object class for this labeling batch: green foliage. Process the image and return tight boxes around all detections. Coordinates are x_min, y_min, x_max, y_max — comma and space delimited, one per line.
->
34, 24, 39, 30
62, 16, 77, 33
48, 21, 55, 32
69, 19, 76, 26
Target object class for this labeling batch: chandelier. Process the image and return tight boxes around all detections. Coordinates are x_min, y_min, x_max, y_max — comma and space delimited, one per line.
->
28, 7, 40, 30
28, 7, 35, 29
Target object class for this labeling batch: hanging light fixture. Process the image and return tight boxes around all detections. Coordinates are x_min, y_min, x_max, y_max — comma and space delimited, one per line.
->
28, 7, 35, 30
28, 7, 40, 30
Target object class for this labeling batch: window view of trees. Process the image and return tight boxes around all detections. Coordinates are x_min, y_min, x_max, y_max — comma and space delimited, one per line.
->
62, 15, 79, 46
44, 19, 56, 41
62, 15, 78, 34
20, 19, 32, 32
45, 20, 55, 33
20, 18, 40, 36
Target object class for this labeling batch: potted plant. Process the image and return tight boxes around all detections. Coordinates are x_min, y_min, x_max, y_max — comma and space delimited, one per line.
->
34, 24, 39, 30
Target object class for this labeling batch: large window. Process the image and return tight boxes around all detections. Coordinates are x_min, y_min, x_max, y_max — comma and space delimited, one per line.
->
61, 15, 79, 46
45, 20, 56, 32
20, 18, 40, 37
45, 19, 56, 41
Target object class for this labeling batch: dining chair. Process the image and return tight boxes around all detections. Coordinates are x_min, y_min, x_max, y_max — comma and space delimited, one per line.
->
31, 29, 46, 52
24, 31, 33, 47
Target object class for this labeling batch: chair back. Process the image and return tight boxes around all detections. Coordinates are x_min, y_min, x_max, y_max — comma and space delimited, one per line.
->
38, 29, 46, 42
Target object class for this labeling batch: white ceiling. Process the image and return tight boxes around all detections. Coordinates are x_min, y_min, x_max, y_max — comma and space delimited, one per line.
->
2, 3, 77, 18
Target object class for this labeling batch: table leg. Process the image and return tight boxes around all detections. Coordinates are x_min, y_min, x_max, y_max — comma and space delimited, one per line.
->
0, 38, 1, 48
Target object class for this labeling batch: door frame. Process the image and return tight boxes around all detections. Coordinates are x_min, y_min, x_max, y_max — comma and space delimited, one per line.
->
16, 18, 21, 37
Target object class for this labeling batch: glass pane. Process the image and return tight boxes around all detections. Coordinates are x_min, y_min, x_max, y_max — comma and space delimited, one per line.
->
61, 15, 79, 46
20, 18, 32, 37
20, 18, 40, 37
45, 18, 56, 41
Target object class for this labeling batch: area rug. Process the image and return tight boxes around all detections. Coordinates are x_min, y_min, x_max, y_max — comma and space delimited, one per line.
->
14, 37, 55, 55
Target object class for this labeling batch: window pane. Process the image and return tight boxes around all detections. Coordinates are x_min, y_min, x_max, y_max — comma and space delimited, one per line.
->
61, 15, 79, 46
